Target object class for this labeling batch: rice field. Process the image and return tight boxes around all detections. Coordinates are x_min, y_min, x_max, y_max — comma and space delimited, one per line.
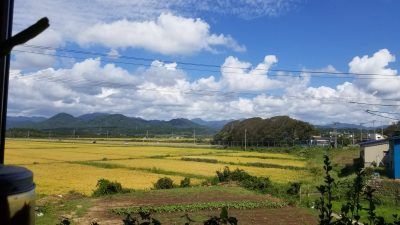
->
4, 139, 311, 195
175, 155, 307, 168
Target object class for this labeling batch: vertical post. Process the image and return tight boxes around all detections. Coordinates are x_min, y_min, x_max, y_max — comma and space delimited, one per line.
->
372, 120, 376, 139
193, 128, 196, 145
334, 122, 338, 148
0, 0, 14, 164
244, 129, 247, 151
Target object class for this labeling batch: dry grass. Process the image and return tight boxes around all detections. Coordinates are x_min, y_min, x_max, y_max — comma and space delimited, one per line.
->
5, 139, 310, 195
103, 158, 309, 183
174, 155, 307, 168
24, 162, 186, 195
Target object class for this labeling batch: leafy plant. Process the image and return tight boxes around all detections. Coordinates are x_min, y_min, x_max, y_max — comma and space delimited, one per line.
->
122, 209, 161, 225
180, 177, 191, 188
154, 177, 174, 189
92, 179, 124, 196
57, 217, 71, 225
215, 166, 271, 192
203, 207, 238, 225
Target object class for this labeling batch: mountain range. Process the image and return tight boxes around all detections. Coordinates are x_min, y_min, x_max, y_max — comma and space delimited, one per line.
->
6, 113, 231, 136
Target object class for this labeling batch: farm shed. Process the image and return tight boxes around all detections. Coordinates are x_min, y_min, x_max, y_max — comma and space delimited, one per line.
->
389, 136, 400, 179
360, 139, 390, 167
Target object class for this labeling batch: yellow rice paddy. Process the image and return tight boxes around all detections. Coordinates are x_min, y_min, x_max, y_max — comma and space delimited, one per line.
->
5, 139, 309, 195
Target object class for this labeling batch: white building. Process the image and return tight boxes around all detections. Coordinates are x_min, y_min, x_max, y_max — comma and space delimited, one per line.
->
360, 139, 390, 167
368, 133, 385, 141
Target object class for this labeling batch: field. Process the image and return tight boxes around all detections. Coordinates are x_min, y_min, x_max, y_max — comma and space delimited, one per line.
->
4, 138, 322, 225
5, 139, 311, 195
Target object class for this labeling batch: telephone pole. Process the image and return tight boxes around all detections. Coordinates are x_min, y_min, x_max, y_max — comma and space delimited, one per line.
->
359, 122, 366, 142
333, 122, 338, 148
244, 129, 247, 150
193, 128, 196, 145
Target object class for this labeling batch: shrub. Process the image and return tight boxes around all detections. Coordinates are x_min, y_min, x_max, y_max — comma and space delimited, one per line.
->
92, 179, 123, 196
180, 177, 191, 188
182, 157, 218, 163
154, 177, 174, 189
286, 182, 301, 195
215, 167, 271, 192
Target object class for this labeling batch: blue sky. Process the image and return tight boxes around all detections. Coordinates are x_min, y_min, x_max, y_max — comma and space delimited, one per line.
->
8, 0, 400, 125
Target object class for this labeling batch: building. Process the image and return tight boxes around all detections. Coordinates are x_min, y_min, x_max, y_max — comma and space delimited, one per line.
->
389, 136, 400, 179
368, 133, 386, 141
310, 136, 331, 147
360, 139, 390, 167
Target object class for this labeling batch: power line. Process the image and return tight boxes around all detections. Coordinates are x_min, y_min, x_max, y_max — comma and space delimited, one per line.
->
349, 101, 400, 107
365, 110, 400, 121
16, 44, 400, 78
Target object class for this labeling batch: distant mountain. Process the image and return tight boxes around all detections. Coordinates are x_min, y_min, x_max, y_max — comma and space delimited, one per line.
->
316, 122, 389, 130
6, 113, 216, 136
316, 123, 365, 129
191, 118, 232, 130
6, 116, 47, 129
77, 113, 110, 121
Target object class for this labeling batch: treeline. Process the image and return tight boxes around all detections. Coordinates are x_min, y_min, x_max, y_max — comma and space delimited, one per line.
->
213, 116, 317, 146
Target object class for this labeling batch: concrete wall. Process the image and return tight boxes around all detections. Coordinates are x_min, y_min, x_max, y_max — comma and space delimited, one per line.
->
361, 142, 390, 167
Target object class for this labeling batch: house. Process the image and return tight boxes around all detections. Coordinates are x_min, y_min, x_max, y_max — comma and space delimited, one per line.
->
360, 139, 390, 167
389, 136, 400, 179
368, 133, 386, 141
310, 136, 331, 147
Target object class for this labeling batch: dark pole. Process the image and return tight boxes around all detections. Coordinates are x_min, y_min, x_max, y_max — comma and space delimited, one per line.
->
0, 0, 14, 164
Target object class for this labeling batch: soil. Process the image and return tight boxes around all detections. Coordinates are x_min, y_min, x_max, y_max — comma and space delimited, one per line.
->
75, 189, 317, 225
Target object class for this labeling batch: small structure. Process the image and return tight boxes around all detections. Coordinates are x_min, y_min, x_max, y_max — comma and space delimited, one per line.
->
389, 136, 400, 179
368, 133, 386, 141
310, 136, 331, 147
360, 139, 390, 167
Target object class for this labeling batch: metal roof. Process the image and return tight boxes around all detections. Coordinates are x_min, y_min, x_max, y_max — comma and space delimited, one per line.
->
360, 139, 389, 147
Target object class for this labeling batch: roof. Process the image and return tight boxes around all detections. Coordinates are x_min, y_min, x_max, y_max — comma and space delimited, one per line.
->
360, 139, 389, 147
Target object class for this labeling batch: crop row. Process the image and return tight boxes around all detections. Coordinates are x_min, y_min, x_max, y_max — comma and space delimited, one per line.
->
111, 200, 288, 215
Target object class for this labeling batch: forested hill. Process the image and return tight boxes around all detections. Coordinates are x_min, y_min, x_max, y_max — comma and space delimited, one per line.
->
213, 116, 317, 143
6, 113, 217, 136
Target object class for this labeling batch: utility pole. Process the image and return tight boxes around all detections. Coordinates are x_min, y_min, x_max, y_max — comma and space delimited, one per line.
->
106, 130, 109, 139
146, 130, 148, 139
27, 130, 30, 139
359, 122, 365, 143
333, 122, 338, 148
73, 129, 76, 139
244, 129, 247, 150
372, 120, 376, 137
352, 132, 355, 145
193, 128, 196, 145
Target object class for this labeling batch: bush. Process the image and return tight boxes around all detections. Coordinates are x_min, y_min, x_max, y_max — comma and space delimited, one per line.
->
286, 182, 301, 195
215, 167, 271, 192
154, 177, 174, 189
180, 177, 191, 188
92, 179, 123, 196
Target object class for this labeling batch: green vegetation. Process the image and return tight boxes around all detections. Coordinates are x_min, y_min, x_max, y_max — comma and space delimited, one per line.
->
213, 116, 317, 146
180, 177, 191, 188
111, 200, 287, 215
92, 179, 127, 196
154, 177, 174, 189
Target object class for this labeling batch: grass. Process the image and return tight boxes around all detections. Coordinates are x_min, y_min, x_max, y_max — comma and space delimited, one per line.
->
180, 155, 306, 167
25, 162, 186, 195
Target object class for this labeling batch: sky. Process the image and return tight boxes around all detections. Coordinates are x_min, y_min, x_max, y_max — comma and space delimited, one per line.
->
8, 0, 400, 125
